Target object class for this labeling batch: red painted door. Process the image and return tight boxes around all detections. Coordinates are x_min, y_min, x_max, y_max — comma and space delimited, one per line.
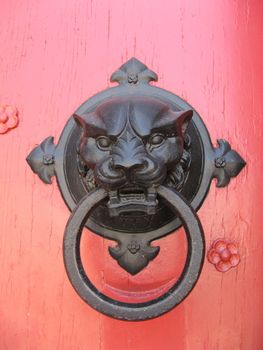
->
0, 1, 262, 349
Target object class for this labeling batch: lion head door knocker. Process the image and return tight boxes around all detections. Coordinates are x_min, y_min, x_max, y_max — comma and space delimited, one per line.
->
26, 58, 246, 321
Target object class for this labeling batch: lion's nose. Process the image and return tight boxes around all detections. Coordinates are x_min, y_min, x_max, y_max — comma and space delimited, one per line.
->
112, 156, 145, 172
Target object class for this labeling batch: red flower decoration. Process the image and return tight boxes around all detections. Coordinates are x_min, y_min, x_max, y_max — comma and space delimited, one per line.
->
207, 239, 240, 272
0, 105, 19, 134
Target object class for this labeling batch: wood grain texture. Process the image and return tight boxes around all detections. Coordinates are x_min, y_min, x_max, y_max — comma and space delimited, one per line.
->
0, 0, 262, 349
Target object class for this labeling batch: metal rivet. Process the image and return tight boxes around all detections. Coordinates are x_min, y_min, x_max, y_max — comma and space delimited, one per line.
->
128, 73, 138, 84
43, 154, 55, 165
215, 157, 226, 168
127, 241, 140, 254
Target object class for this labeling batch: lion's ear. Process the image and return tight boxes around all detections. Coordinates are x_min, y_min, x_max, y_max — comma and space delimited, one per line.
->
74, 112, 107, 137
175, 110, 193, 135
73, 113, 88, 133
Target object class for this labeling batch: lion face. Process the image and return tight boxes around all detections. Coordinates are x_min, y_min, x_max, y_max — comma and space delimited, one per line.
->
74, 96, 192, 194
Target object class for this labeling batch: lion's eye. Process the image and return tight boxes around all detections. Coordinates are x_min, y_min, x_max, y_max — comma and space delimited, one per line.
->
96, 136, 111, 150
149, 133, 165, 146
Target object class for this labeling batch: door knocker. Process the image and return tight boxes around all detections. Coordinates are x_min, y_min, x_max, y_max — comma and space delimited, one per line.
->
26, 58, 246, 320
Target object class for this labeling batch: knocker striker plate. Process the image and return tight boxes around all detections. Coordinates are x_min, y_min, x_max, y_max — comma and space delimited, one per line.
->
27, 58, 246, 320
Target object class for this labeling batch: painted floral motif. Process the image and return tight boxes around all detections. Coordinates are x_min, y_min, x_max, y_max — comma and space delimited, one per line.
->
207, 239, 240, 272
0, 105, 19, 134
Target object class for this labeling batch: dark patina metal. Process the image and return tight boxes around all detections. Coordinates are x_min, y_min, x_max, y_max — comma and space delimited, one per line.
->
26, 58, 246, 321
63, 186, 205, 321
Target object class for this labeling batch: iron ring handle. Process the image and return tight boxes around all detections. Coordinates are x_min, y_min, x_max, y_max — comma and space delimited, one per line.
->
63, 185, 205, 321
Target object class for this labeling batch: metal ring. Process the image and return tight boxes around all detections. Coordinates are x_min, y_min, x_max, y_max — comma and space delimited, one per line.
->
63, 185, 205, 321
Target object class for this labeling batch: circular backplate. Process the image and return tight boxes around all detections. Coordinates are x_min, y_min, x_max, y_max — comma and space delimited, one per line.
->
55, 83, 214, 241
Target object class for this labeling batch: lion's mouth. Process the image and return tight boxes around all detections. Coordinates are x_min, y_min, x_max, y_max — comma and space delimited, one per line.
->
107, 186, 158, 217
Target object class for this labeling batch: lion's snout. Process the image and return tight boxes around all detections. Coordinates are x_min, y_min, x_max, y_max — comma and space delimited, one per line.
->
95, 140, 166, 191
111, 153, 145, 174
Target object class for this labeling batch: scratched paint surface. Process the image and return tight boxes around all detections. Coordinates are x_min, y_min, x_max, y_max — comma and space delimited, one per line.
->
0, 1, 262, 349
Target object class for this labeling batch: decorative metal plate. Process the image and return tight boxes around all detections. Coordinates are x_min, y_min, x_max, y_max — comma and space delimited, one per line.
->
27, 58, 245, 241
27, 58, 245, 320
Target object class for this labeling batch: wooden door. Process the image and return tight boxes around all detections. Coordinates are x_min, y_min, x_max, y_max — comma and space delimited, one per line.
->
0, 1, 262, 349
